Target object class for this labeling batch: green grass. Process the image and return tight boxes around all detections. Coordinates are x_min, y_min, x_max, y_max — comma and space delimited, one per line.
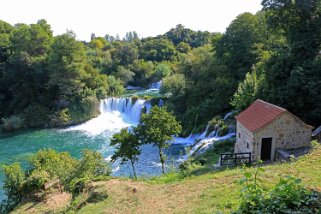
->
12, 144, 321, 214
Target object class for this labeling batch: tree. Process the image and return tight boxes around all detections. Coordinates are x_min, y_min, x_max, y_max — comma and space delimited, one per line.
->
154, 63, 171, 80
110, 128, 141, 179
231, 68, 262, 110
215, 12, 263, 81
114, 66, 135, 85
140, 38, 176, 62
107, 75, 125, 96
130, 59, 155, 87
10, 20, 52, 56
260, 0, 321, 125
176, 42, 191, 53
136, 106, 181, 174
160, 73, 186, 97
48, 32, 88, 98
111, 42, 138, 66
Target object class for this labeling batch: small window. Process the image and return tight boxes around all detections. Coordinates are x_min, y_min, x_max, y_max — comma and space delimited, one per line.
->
247, 142, 249, 149
239, 133, 241, 138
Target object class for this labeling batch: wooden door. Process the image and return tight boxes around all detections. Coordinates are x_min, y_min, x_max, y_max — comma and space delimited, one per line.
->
261, 138, 272, 161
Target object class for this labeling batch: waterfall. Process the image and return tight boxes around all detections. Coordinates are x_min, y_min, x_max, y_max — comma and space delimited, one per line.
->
223, 110, 237, 120
100, 97, 146, 124
66, 97, 146, 135
149, 81, 162, 90
200, 125, 210, 139
189, 133, 236, 156
158, 99, 164, 107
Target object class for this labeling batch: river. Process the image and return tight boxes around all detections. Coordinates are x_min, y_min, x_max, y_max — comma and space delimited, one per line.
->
0, 96, 186, 201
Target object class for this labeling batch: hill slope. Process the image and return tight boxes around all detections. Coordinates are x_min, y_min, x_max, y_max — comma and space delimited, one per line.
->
13, 145, 321, 214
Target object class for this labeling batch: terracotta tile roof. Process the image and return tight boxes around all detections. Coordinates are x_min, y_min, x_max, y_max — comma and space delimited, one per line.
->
235, 99, 287, 132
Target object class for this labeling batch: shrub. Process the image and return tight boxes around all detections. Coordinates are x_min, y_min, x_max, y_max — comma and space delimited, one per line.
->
1, 115, 24, 132
69, 177, 91, 196
23, 105, 51, 128
198, 158, 207, 166
131, 96, 139, 103
49, 108, 72, 127
87, 186, 108, 203
25, 170, 50, 191
214, 139, 235, 149
2, 163, 26, 210
1, 149, 111, 212
235, 165, 321, 213
310, 140, 319, 149
73, 150, 111, 179
207, 117, 230, 137
28, 149, 77, 183
67, 150, 111, 195
218, 124, 229, 137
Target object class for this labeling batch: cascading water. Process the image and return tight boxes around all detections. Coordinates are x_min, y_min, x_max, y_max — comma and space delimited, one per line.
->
149, 81, 162, 90
66, 97, 146, 135
0, 95, 189, 202
100, 97, 146, 124
172, 111, 237, 156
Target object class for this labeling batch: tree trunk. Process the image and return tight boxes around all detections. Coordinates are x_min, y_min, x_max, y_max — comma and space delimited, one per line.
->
158, 147, 165, 174
131, 160, 137, 180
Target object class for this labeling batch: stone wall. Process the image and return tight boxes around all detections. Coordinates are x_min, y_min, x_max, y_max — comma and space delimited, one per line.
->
252, 113, 312, 161
234, 121, 253, 154
235, 112, 313, 161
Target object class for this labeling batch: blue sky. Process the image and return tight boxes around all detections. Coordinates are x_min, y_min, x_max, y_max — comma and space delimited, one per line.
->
1, 0, 262, 41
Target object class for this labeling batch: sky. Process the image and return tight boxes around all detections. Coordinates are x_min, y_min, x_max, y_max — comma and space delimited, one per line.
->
1, 0, 262, 41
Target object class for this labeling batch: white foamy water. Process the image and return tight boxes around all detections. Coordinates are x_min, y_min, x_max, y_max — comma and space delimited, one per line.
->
189, 133, 236, 155
173, 111, 237, 155
149, 81, 162, 90
66, 111, 131, 135
65, 97, 146, 135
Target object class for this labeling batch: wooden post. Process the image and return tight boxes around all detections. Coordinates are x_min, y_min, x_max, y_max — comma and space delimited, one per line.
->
43, 178, 61, 200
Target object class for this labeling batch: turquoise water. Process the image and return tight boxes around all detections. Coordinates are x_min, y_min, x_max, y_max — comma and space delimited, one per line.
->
0, 127, 185, 201
0, 94, 187, 201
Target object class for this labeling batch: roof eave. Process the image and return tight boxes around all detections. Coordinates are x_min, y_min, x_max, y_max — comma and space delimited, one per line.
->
237, 111, 314, 133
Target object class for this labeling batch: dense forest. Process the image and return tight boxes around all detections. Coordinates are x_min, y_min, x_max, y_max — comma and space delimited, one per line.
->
0, 0, 320, 134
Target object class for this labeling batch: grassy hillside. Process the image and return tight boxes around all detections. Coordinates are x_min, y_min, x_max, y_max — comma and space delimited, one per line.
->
12, 145, 321, 214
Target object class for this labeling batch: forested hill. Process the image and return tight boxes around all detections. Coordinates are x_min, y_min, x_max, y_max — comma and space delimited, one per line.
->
1, 0, 321, 133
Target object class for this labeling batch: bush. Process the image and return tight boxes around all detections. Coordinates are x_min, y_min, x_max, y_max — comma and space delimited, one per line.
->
23, 105, 51, 128
1, 115, 24, 132
73, 150, 111, 179
310, 140, 319, 149
1, 149, 111, 212
214, 139, 235, 149
218, 124, 229, 137
2, 163, 26, 211
235, 165, 321, 213
206, 117, 230, 137
25, 170, 50, 191
198, 158, 207, 166
69, 177, 91, 196
49, 108, 72, 127
28, 149, 77, 184
87, 186, 109, 203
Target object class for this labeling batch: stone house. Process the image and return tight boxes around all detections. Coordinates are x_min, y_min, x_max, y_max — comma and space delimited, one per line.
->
234, 100, 313, 161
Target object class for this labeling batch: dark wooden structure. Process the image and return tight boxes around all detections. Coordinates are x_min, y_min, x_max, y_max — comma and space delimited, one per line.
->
43, 178, 62, 201
220, 152, 252, 167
